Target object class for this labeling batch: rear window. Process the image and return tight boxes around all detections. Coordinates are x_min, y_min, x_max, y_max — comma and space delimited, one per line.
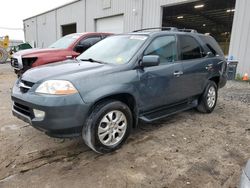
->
199, 36, 224, 57
179, 35, 202, 60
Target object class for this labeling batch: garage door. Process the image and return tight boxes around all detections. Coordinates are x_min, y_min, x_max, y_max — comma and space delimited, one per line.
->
96, 15, 124, 33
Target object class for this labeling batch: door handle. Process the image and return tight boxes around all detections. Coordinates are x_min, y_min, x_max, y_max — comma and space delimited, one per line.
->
173, 71, 183, 77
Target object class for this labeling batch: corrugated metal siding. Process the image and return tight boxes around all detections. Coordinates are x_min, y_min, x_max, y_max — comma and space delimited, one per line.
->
24, 0, 85, 48
229, 0, 250, 75
36, 11, 57, 48
142, 0, 197, 28
85, 0, 143, 32
56, 0, 85, 37
24, 18, 38, 47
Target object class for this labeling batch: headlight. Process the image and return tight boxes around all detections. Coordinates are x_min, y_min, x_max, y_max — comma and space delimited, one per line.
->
35, 80, 78, 95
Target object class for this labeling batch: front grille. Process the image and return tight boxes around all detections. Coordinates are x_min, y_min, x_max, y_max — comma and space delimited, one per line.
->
13, 102, 32, 117
18, 80, 34, 93
11, 58, 19, 68
22, 57, 37, 70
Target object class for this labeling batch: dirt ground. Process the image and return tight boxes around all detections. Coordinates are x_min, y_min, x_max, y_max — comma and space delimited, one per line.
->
0, 63, 250, 188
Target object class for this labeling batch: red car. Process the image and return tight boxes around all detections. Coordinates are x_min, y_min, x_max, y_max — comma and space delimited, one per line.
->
11, 32, 112, 76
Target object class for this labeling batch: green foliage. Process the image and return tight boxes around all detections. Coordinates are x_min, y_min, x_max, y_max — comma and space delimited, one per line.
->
236, 73, 242, 81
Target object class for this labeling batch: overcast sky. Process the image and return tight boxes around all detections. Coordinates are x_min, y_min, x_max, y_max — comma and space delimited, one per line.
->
0, 0, 73, 41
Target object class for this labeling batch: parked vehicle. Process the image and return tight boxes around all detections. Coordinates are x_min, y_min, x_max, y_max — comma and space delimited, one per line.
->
240, 160, 250, 187
0, 35, 10, 63
11, 32, 111, 76
11, 28, 227, 153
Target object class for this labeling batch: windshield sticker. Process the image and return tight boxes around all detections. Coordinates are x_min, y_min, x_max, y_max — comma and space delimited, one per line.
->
130, 36, 147, 41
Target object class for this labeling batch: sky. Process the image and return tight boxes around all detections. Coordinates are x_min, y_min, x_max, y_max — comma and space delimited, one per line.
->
0, 0, 74, 41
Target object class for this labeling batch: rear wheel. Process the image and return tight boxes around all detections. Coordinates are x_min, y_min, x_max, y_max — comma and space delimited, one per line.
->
197, 81, 218, 113
82, 100, 132, 154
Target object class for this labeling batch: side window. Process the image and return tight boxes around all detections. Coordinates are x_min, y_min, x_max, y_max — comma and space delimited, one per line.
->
75, 36, 102, 53
79, 36, 102, 46
199, 36, 224, 57
179, 35, 202, 60
144, 35, 177, 64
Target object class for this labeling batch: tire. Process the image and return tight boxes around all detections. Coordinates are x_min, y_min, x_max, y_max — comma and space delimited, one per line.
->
0, 47, 8, 63
197, 81, 218, 113
82, 100, 133, 154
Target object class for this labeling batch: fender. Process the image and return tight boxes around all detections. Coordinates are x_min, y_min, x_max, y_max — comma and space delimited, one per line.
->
80, 83, 140, 105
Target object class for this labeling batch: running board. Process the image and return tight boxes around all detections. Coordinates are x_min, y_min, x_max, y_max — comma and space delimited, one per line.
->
139, 100, 198, 122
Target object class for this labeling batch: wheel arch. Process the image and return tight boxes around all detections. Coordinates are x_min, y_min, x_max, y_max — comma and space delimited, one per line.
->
88, 93, 139, 128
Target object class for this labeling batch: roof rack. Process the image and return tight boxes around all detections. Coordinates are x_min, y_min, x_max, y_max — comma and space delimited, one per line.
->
178, 29, 198, 33
133, 27, 178, 32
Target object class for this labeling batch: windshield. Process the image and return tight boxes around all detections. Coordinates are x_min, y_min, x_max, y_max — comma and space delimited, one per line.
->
77, 35, 148, 65
49, 33, 82, 49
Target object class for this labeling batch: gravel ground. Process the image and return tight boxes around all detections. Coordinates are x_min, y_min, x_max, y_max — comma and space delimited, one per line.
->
0, 63, 250, 188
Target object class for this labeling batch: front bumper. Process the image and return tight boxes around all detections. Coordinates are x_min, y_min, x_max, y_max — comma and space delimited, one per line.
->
11, 83, 90, 138
11, 54, 23, 70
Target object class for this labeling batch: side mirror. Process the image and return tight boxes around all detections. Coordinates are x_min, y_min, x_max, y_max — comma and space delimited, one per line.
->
206, 52, 214, 58
140, 55, 160, 68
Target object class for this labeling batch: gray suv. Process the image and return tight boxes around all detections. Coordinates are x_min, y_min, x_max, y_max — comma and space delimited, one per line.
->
11, 28, 227, 153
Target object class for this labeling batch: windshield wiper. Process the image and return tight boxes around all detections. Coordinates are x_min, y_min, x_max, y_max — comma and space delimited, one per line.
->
80, 58, 108, 64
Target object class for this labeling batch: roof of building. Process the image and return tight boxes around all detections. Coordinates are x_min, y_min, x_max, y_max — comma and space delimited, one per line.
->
23, 0, 81, 21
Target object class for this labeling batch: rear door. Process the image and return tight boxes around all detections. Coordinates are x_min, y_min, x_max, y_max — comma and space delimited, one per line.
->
138, 35, 185, 112
177, 34, 211, 98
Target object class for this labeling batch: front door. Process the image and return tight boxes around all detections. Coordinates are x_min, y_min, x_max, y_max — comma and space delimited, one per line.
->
138, 35, 185, 112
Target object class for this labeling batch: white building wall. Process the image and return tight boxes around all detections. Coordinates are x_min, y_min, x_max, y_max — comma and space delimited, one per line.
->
24, 0, 85, 48
229, 0, 250, 75
142, 0, 196, 28
36, 11, 57, 48
85, 0, 143, 32
24, 18, 38, 47
56, 0, 85, 37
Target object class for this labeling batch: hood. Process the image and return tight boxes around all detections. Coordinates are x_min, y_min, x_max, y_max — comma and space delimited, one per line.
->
14, 48, 66, 57
21, 60, 114, 83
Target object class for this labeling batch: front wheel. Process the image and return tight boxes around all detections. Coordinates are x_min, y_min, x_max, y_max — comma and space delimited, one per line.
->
82, 100, 132, 154
197, 81, 218, 113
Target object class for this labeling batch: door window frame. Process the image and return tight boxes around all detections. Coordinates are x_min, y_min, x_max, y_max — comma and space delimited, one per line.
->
177, 34, 205, 62
143, 34, 178, 65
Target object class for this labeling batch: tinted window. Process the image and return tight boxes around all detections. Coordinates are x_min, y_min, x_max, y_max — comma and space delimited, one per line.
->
144, 35, 177, 63
75, 36, 102, 53
179, 35, 202, 60
199, 35, 224, 57
79, 36, 102, 46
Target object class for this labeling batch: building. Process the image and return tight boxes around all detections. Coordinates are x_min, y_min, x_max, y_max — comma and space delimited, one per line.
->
23, 0, 250, 76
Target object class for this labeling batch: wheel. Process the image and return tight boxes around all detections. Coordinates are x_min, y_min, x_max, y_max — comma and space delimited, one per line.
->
197, 81, 218, 113
82, 100, 133, 154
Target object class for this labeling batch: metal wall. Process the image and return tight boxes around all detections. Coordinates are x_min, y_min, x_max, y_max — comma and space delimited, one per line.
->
229, 0, 250, 75
85, 0, 143, 32
24, 0, 85, 48
36, 11, 57, 48
23, 0, 250, 75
